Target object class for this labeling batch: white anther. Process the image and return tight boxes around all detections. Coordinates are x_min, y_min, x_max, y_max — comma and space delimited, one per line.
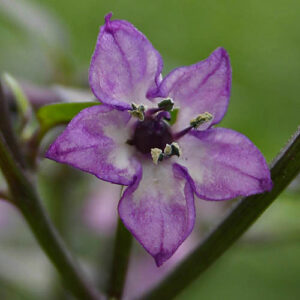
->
151, 148, 163, 165
164, 144, 172, 156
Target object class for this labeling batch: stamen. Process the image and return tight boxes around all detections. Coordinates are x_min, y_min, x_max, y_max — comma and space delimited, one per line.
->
190, 112, 213, 129
151, 148, 164, 165
151, 142, 182, 165
163, 144, 172, 156
129, 103, 146, 121
173, 127, 193, 140
146, 98, 174, 116
163, 142, 182, 157
171, 142, 182, 157
157, 98, 174, 111
174, 112, 213, 140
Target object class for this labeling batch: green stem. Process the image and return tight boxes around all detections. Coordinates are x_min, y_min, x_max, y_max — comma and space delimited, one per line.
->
106, 217, 133, 299
141, 127, 300, 300
0, 136, 102, 300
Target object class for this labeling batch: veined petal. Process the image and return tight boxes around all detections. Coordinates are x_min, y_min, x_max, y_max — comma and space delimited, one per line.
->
89, 13, 163, 110
178, 128, 272, 200
156, 47, 231, 130
118, 161, 195, 266
46, 105, 139, 186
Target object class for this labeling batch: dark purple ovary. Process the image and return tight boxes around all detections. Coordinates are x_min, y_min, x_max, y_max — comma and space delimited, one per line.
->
130, 117, 173, 154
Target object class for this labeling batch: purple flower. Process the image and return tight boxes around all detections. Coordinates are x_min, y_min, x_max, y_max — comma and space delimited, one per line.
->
46, 13, 272, 266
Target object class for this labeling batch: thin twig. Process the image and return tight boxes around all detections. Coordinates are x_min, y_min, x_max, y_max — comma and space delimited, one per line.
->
141, 127, 300, 300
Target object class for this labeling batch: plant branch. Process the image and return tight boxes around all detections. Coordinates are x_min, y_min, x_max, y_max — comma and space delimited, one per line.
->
106, 217, 133, 299
0, 135, 102, 300
141, 127, 300, 300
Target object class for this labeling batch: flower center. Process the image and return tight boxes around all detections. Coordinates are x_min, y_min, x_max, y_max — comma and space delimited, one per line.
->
129, 116, 173, 154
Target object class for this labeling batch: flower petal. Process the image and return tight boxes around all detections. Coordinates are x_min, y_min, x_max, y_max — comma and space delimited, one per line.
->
89, 13, 163, 110
156, 47, 231, 130
46, 105, 139, 185
118, 161, 195, 266
178, 128, 272, 200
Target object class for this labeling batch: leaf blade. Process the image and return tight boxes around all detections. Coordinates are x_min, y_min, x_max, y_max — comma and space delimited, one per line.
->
37, 102, 99, 133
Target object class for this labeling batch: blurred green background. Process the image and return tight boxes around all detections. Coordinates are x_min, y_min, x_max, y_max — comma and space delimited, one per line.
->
0, 0, 299, 299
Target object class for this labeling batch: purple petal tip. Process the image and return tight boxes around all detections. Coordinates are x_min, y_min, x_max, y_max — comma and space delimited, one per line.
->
105, 12, 113, 24
260, 177, 273, 192
154, 252, 173, 267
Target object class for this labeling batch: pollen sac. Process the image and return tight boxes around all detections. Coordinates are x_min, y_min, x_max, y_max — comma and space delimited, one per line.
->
171, 142, 181, 157
164, 142, 181, 157
130, 103, 146, 121
151, 148, 164, 164
190, 112, 213, 129
164, 144, 172, 156
158, 98, 174, 111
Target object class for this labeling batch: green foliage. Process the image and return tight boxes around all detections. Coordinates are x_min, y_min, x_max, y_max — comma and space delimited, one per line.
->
168, 108, 179, 126
37, 102, 99, 134
2, 73, 38, 140
3, 73, 30, 118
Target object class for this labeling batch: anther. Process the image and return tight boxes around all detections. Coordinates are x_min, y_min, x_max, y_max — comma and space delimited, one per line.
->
164, 142, 182, 157
151, 142, 182, 165
174, 112, 214, 140
190, 112, 213, 129
171, 142, 181, 157
151, 148, 164, 165
129, 103, 146, 121
163, 144, 172, 156
157, 98, 174, 111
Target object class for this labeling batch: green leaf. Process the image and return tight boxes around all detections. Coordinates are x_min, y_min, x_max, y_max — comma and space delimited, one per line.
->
37, 102, 99, 134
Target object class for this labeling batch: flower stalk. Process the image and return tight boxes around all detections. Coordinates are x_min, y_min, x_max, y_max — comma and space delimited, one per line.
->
0, 135, 101, 300
141, 127, 300, 300
106, 217, 133, 299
